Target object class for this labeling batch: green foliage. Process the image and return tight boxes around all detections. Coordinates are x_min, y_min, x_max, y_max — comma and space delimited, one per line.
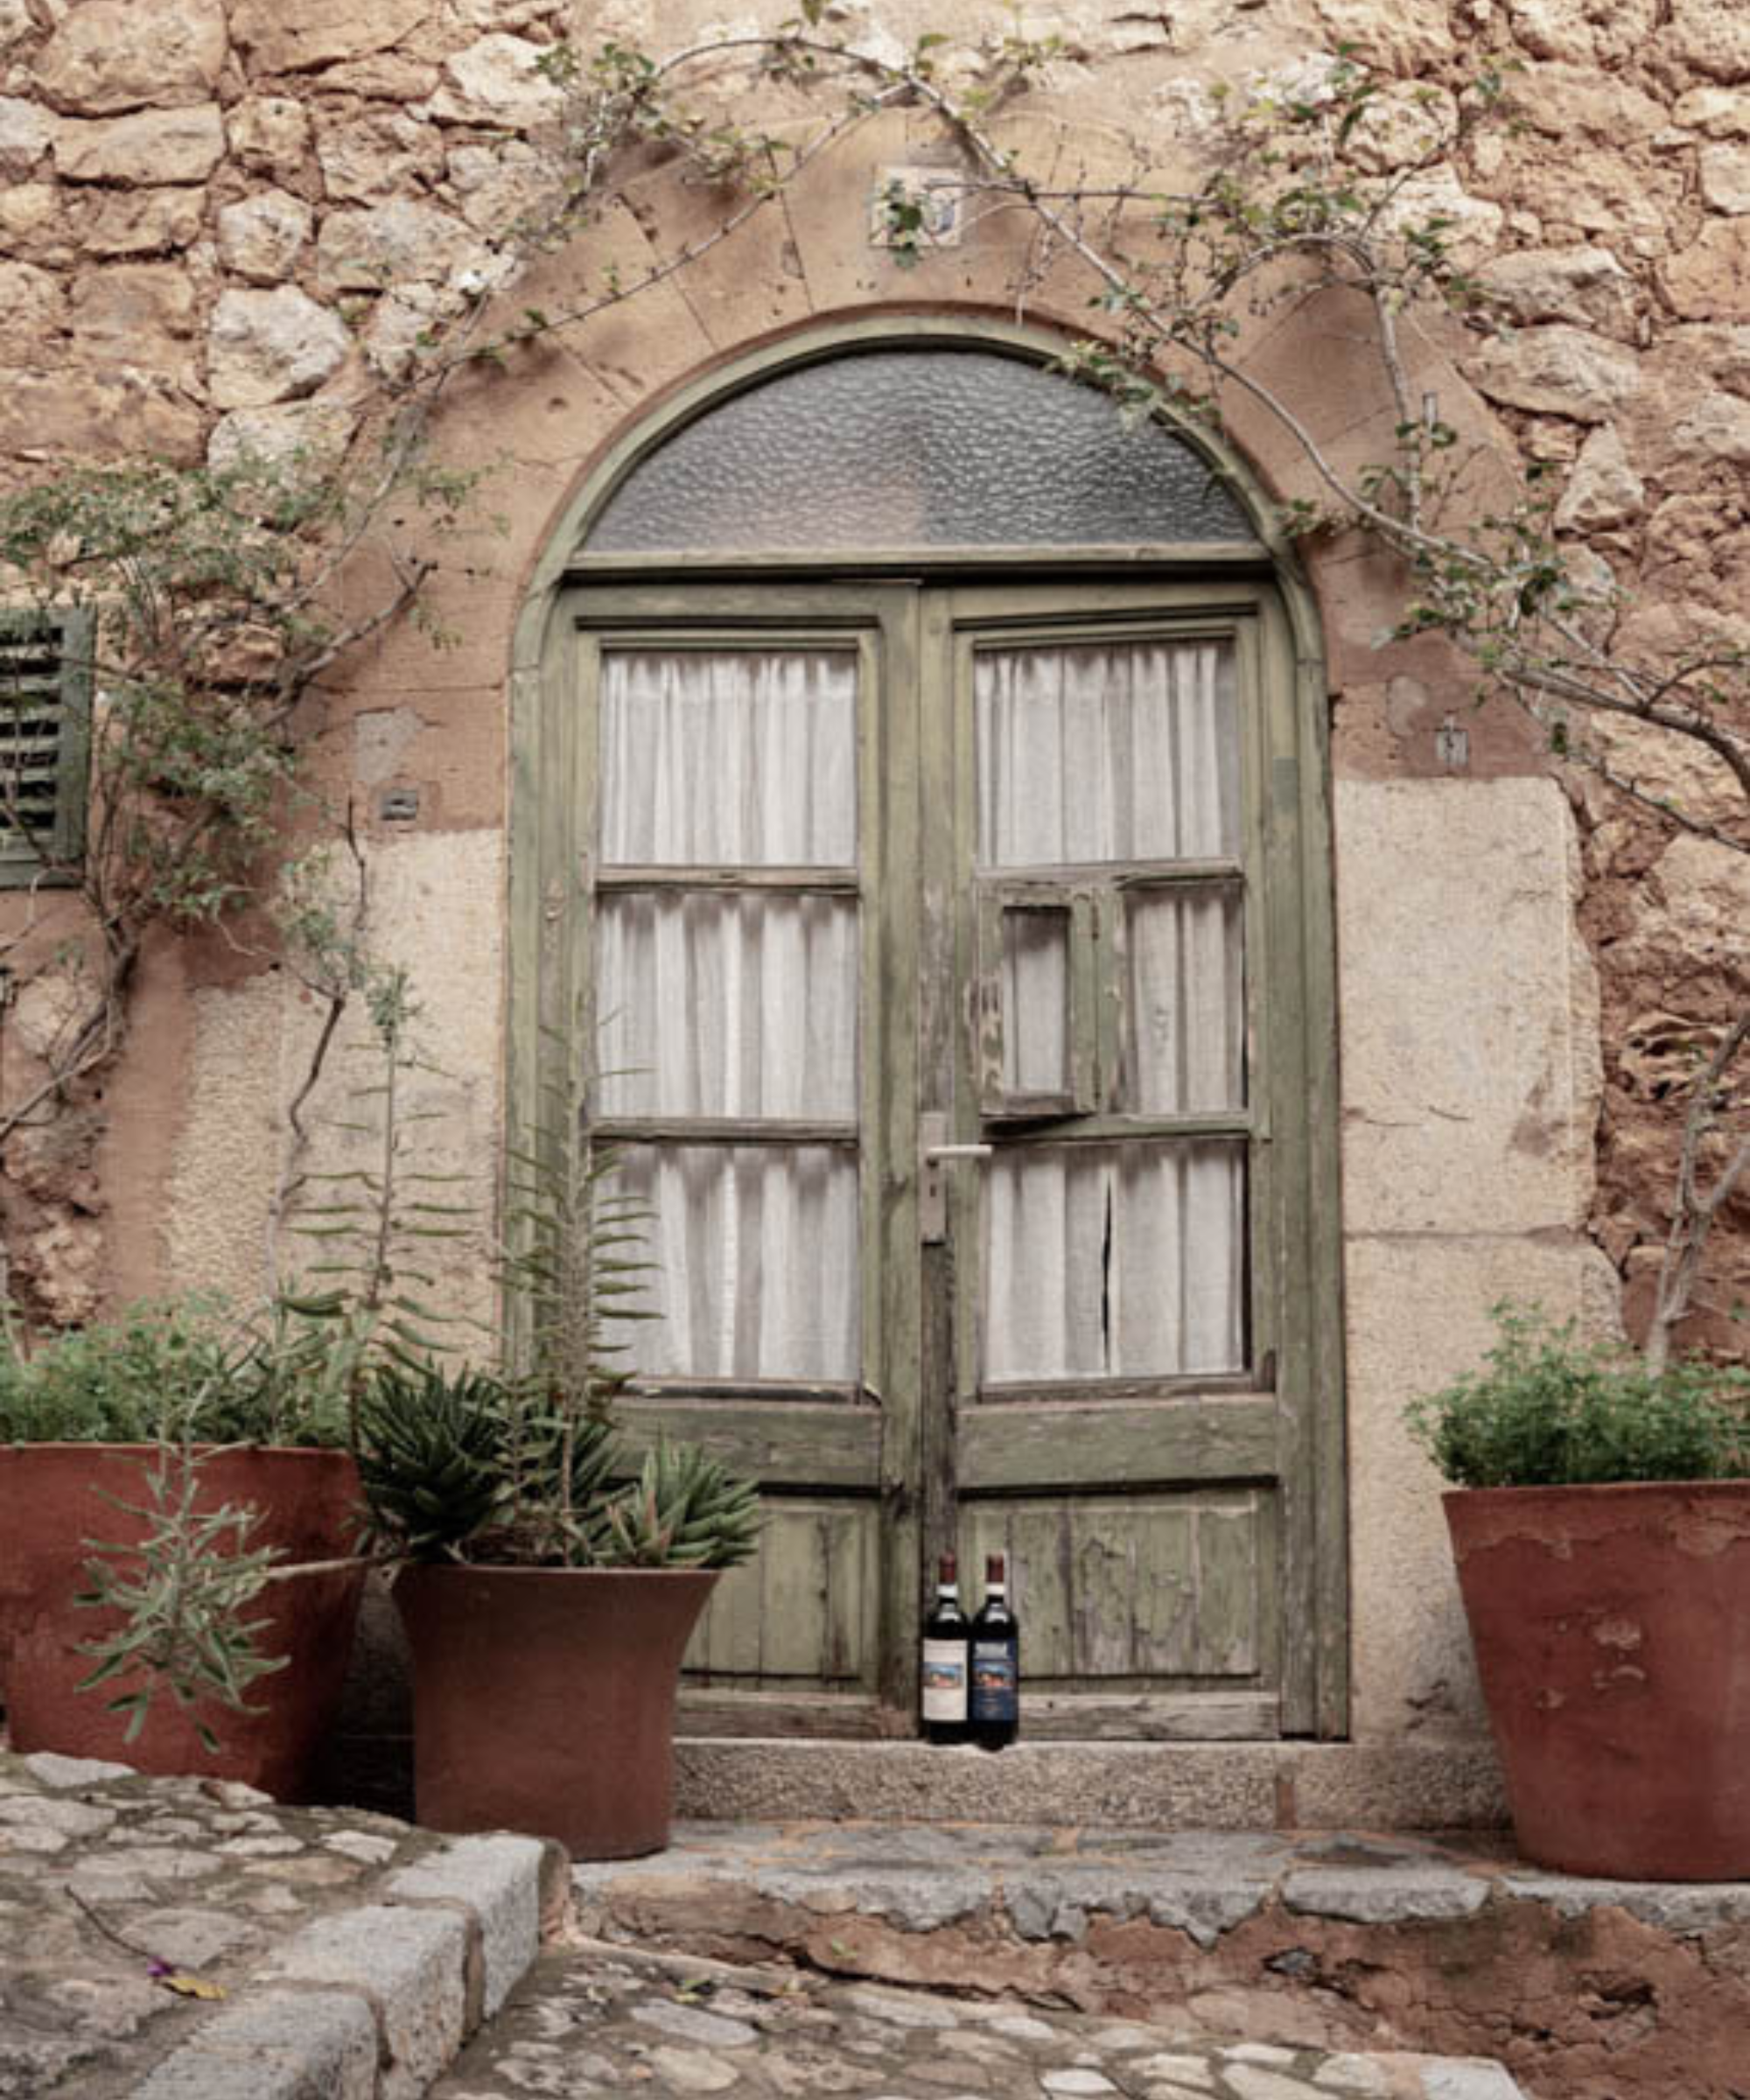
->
356, 1362, 759, 1571
0, 1295, 348, 1449
74, 1448, 289, 1749
1405, 1305, 1750, 1489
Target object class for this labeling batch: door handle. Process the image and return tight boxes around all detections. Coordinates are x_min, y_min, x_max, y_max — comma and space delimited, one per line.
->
919, 1113, 992, 1242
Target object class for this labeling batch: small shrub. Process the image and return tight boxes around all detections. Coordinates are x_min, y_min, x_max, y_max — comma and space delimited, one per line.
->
0, 1297, 348, 1447
1405, 1304, 1750, 1488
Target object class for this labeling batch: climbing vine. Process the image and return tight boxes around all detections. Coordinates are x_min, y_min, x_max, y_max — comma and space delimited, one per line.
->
0, 12, 1742, 1361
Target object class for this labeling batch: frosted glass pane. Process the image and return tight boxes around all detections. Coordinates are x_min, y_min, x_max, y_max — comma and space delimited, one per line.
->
586, 350, 1251, 552
983, 1142, 1245, 1381
1126, 888, 1246, 1113
620, 1144, 859, 1382
599, 648, 856, 865
1000, 907, 1070, 1096
597, 893, 858, 1118
977, 640, 1241, 866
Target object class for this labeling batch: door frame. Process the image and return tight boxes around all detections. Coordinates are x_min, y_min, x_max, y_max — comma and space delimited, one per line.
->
508, 319, 1350, 1740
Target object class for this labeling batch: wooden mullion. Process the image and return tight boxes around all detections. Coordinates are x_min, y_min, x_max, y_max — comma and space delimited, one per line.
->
977, 1114, 1254, 1146
974, 1374, 1270, 1404
976, 856, 1244, 886
595, 865, 859, 892
596, 1117, 858, 1147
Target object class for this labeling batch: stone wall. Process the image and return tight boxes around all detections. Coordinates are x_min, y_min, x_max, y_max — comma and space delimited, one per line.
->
0, 0, 1745, 1766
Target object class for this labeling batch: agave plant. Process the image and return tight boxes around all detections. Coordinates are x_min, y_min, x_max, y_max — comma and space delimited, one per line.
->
356, 1361, 760, 1572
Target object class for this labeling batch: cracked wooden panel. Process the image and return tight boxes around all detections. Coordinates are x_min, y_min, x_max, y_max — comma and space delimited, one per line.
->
963, 1489, 1275, 1685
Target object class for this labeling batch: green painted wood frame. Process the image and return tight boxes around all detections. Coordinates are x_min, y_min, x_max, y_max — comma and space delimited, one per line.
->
508, 316, 1349, 1740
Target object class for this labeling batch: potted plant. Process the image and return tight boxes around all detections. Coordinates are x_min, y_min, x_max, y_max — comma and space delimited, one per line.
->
356, 1363, 758, 1860
1408, 1304, 1750, 1880
0, 1296, 367, 1801
352, 1080, 760, 1862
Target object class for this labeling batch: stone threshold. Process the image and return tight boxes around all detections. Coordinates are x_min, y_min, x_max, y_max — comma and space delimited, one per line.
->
674, 1738, 1512, 1834
575, 1817, 1750, 2099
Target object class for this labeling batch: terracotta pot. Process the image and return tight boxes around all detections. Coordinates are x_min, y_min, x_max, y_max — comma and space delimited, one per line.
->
0, 1445, 366, 1802
1445, 1480, 1750, 1880
392, 1564, 718, 1859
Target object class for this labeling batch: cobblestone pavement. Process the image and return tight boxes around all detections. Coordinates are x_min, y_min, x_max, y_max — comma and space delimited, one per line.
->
0, 1746, 555, 2098
431, 1939, 1524, 2100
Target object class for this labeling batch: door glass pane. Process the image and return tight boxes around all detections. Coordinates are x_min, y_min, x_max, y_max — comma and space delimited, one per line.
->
597, 893, 858, 1119
620, 1144, 860, 1382
1125, 887, 1246, 1113
599, 648, 856, 866
983, 1141, 1245, 1382
976, 639, 1240, 866
584, 349, 1252, 553
1000, 906, 1070, 1096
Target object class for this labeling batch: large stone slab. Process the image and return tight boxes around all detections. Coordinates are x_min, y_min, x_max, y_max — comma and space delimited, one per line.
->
30, 0, 228, 118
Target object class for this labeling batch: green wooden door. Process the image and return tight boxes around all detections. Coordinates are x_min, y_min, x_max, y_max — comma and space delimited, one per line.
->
542, 576, 1342, 1740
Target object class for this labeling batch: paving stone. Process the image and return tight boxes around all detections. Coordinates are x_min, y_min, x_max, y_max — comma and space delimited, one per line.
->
1418, 2065, 1526, 2099
1041, 2073, 1119, 2095
1313, 2058, 1391, 2093
129, 1905, 263, 1966
1129, 2057, 1217, 2090
632, 1998, 761, 2048
1282, 1866, 1490, 1925
1227, 2070, 1329, 2100
21, 1752, 136, 1787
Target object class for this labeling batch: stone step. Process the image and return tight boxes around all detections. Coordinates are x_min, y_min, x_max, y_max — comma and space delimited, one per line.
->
572, 1820, 1750, 2099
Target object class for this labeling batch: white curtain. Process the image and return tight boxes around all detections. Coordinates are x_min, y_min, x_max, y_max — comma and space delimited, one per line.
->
598, 893, 857, 1120
984, 1143, 1245, 1381
621, 1145, 859, 1382
595, 647, 862, 1385
976, 640, 1246, 1381
1126, 888, 1244, 1113
599, 648, 857, 865
976, 639, 1240, 866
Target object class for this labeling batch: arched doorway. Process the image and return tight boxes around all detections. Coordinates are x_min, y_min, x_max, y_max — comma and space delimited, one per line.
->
511, 320, 1347, 1741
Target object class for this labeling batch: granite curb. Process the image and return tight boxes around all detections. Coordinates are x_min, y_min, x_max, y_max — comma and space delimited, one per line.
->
127, 1827, 567, 2099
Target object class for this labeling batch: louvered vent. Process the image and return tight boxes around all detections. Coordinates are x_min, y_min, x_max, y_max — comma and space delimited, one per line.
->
0, 611, 90, 878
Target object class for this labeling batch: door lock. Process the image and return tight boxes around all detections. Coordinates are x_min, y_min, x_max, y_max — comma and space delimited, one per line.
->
919, 1111, 992, 1243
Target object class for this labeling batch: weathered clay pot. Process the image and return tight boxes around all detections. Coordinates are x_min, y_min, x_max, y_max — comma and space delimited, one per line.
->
0, 1445, 366, 1802
1445, 1481, 1750, 1880
392, 1564, 718, 1859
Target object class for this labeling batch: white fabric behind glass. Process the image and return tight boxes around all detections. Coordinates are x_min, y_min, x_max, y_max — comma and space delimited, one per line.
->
599, 648, 857, 866
597, 893, 858, 1119
1001, 909, 1069, 1095
1127, 888, 1245, 1112
983, 1143, 1244, 1381
620, 1145, 859, 1382
976, 640, 1240, 866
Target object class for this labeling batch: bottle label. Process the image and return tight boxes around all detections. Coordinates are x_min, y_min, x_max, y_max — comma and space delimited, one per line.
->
970, 1638, 1018, 1720
921, 1639, 968, 1721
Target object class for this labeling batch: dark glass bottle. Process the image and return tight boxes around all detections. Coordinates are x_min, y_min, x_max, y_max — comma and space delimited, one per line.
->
920, 1551, 970, 1745
970, 1552, 1020, 1751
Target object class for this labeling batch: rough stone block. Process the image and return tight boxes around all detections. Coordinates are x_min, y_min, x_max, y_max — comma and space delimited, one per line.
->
129, 1990, 376, 2100
262, 1906, 467, 2100
30, 0, 228, 119
1282, 1866, 1490, 1925
387, 1832, 549, 2016
55, 104, 227, 186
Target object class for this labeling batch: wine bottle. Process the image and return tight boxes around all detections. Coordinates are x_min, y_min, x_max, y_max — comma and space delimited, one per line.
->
970, 1552, 1020, 1751
920, 1551, 970, 1745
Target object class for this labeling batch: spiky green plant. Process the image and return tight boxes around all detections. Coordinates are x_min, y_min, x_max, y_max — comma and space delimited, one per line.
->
599, 1441, 762, 1570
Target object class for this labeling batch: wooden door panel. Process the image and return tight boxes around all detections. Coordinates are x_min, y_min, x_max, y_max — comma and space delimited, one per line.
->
961, 1488, 1278, 1688
682, 1495, 878, 1687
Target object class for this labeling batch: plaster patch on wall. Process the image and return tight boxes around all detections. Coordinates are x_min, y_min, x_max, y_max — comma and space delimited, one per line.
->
163, 970, 286, 1306
164, 829, 508, 1328
1335, 776, 1600, 1240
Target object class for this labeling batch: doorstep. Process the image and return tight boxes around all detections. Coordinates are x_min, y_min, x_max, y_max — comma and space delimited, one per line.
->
573, 1815, 1750, 2099
673, 1738, 1513, 1835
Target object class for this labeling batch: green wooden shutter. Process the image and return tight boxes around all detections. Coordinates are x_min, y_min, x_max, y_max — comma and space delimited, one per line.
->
0, 608, 94, 886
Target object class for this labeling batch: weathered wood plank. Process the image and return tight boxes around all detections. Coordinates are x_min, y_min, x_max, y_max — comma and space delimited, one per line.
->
675, 1690, 901, 1739
1011, 1690, 1278, 1740
958, 1396, 1278, 1492
618, 1400, 882, 1489
1195, 1496, 1263, 1678
1130, 1504, 1198, 1676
